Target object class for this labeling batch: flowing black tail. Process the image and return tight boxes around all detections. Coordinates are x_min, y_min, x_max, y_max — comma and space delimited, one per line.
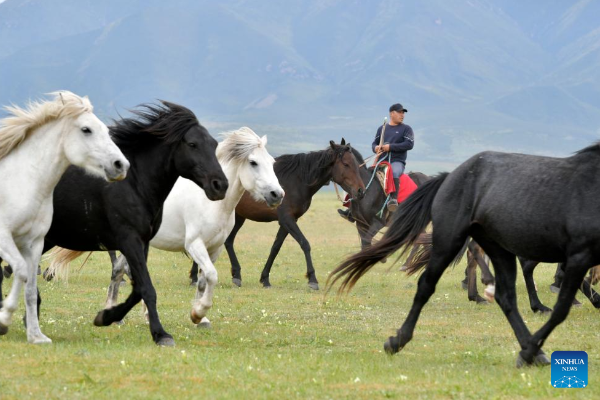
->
327, 172, 449, 293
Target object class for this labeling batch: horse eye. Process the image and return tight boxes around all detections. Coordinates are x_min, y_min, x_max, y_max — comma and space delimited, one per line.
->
188, 142, 197, 148
81, 127, 92, 135
343, 162, 350, 167
250, 160, 258, 167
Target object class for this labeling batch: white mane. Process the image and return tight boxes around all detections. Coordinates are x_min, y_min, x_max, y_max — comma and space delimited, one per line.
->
0, 91, 93, 160
216, 127, 268, 165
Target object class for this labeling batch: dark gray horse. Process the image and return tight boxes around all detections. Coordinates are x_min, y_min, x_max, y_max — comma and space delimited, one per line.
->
330, 143, 600, 367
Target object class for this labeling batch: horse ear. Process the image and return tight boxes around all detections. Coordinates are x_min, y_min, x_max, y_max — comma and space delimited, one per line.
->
261, 135, 268, 146
340, 138, 346, 145
329, 140, 336, 149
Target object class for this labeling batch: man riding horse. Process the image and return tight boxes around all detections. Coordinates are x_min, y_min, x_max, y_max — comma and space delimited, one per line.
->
339, 102, 414, 220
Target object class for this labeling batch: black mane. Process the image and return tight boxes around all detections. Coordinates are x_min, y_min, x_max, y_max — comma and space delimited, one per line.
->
350, 147, 366, 165
574, 141, 600, 156
110, 101, 200, 148
275, 145, 350, 185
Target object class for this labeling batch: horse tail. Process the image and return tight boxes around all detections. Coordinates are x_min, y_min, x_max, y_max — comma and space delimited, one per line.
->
328, 172, 449, 293
46, 248, 88, 282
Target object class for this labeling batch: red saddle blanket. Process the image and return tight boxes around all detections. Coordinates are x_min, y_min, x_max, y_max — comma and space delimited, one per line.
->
343, 171, 418, 207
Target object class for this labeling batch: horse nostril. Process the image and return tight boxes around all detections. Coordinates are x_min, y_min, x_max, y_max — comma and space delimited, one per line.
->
114, 160, 123, 171
212, 179, 227, 192
270, 191, 278, 199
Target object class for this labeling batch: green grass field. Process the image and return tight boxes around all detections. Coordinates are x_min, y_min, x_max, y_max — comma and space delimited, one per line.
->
0, 193, 598, 399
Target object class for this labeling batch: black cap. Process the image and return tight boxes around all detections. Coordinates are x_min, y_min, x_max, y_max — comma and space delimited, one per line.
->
389, 103, 408, 113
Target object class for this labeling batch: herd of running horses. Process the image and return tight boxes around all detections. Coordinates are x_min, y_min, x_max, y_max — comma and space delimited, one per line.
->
0, 91, 598, 368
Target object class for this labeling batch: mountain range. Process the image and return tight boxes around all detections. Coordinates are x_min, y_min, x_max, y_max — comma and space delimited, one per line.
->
1, 0, 599, 173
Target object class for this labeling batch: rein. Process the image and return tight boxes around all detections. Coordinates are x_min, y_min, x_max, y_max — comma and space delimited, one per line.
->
333, 153, 392, 219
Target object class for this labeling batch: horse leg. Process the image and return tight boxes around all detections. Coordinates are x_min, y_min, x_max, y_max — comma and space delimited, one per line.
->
23, 241, 51, 344
385, 230, 468, 354
259, 226, 289, 288
475, 250, 495, 301
519, 256, 592, 367
579, 273, 600, 309
104, 251, 127, 324
280, 216, 319, 290
188, 241, 218, 328
0, 234, 28, 335
466, 244, 487, 304
225, 214, 246, 287
518, 257, 552, 314
95, 239, 174, 346
357, 223, 372, 251
473, 236, 544, 366
549, 264, 563, 293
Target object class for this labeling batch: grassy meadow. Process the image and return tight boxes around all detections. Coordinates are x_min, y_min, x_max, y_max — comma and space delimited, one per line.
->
0, 192, 598, 399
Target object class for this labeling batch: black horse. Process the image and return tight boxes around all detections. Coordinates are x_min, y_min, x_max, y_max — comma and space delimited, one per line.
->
190, 139, 366, 290
344, 157, 494, 305
24, 102, 228, 346
329, 143, 600, 367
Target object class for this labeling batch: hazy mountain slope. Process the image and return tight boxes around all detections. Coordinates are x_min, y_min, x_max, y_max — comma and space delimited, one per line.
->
0, 0, 598, 171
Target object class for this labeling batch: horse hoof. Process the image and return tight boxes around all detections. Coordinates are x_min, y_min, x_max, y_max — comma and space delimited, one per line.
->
157, 336, 175, 347
190, 309, 202, 325
113, 320, 124, 326
461, 280, 468, 291
93, 310, 107, 327
30, 335, 52, 344
0, 324, 8, 335
549, 284, 561, 294
380, 258, 387, 264
383, 338, 399, 355
198, 319, 211, 329
483, 286, 495, 303
516, 353, 538, 368
572, 298, 582, 307
308, 282, 319, 291
261, 280, 271, 288
190, 280, 198, 286
535, 353, 551, 366
232, 278, 242, 287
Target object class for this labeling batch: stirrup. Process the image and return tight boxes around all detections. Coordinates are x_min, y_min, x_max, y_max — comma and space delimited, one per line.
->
387, 199, 398, 212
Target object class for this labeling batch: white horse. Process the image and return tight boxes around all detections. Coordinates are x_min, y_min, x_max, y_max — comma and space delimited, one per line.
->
49, 127, 283, 327
0, 91, 129, 343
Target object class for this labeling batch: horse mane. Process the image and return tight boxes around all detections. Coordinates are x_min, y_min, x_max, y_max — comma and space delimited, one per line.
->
350, 147, 366, 165
216, 126, 268, 165
110, 101, 200, 148
0, 91, 93, 161
275, 144, 349, 185
574, 141, 600, 156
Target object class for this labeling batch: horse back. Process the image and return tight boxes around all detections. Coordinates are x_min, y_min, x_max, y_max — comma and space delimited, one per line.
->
435, 150, 600, 261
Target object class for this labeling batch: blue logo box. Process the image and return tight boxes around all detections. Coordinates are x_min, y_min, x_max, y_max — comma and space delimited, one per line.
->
551, 351, 588, 388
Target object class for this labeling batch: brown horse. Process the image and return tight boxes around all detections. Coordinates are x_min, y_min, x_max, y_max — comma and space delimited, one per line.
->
190, 139, 366, 290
